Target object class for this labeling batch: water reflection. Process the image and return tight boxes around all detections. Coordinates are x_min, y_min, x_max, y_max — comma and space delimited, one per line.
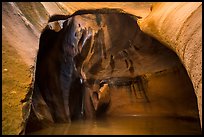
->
29, 115, 201, 135
28, 64, 201, 135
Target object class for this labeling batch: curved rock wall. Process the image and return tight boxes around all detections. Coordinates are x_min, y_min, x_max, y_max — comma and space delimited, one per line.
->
138, 2, 202, 127
2, 2, 202, 134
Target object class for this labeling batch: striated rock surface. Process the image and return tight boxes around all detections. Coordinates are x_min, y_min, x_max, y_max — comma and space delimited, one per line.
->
138, 2, 202, 127
2, 2, 202, 134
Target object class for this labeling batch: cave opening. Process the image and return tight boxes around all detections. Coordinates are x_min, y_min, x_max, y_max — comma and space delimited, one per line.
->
23, 10, 201, 134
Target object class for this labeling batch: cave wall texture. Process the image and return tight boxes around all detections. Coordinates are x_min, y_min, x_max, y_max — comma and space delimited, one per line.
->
31, 1, 204, 128
138, 2, 202, 127
2, 2, 202, 134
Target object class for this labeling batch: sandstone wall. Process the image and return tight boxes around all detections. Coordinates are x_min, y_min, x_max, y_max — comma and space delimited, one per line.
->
138, 2, 202, 127
2, 2, 202, 134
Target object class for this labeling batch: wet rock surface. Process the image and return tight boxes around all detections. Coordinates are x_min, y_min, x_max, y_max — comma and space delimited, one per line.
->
138, 2, 202, 127
22, 11, 201, 134
2, 2, 201, 135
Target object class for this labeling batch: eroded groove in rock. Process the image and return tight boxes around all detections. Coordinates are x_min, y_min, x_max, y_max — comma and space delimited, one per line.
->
23, 10, 201, 134
138, 2, 202, 127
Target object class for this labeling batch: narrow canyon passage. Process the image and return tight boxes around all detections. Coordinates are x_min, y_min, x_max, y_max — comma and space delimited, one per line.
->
23, 11, 201, 134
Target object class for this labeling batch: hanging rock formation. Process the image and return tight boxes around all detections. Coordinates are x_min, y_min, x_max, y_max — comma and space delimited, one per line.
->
2, 2, 202, 135
22, 8, 201, 134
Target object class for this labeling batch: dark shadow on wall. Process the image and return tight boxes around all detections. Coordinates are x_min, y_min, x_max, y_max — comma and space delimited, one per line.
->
22, 9, 201, 134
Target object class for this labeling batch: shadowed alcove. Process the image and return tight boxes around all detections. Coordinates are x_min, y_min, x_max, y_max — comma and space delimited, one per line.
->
23, 10, 201, 134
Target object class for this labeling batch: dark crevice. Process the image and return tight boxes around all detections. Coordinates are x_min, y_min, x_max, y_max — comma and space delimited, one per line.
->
23, 10, 201, 134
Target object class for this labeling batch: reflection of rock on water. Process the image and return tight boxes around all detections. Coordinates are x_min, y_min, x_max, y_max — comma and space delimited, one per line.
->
103, 64, 198, 119
2, 2, 201, 135
129, 76, 149, 101
23, 9, 201, 134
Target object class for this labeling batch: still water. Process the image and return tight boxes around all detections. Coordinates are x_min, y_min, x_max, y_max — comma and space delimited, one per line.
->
28, 64, 202, 135
29, 115, 201, 135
